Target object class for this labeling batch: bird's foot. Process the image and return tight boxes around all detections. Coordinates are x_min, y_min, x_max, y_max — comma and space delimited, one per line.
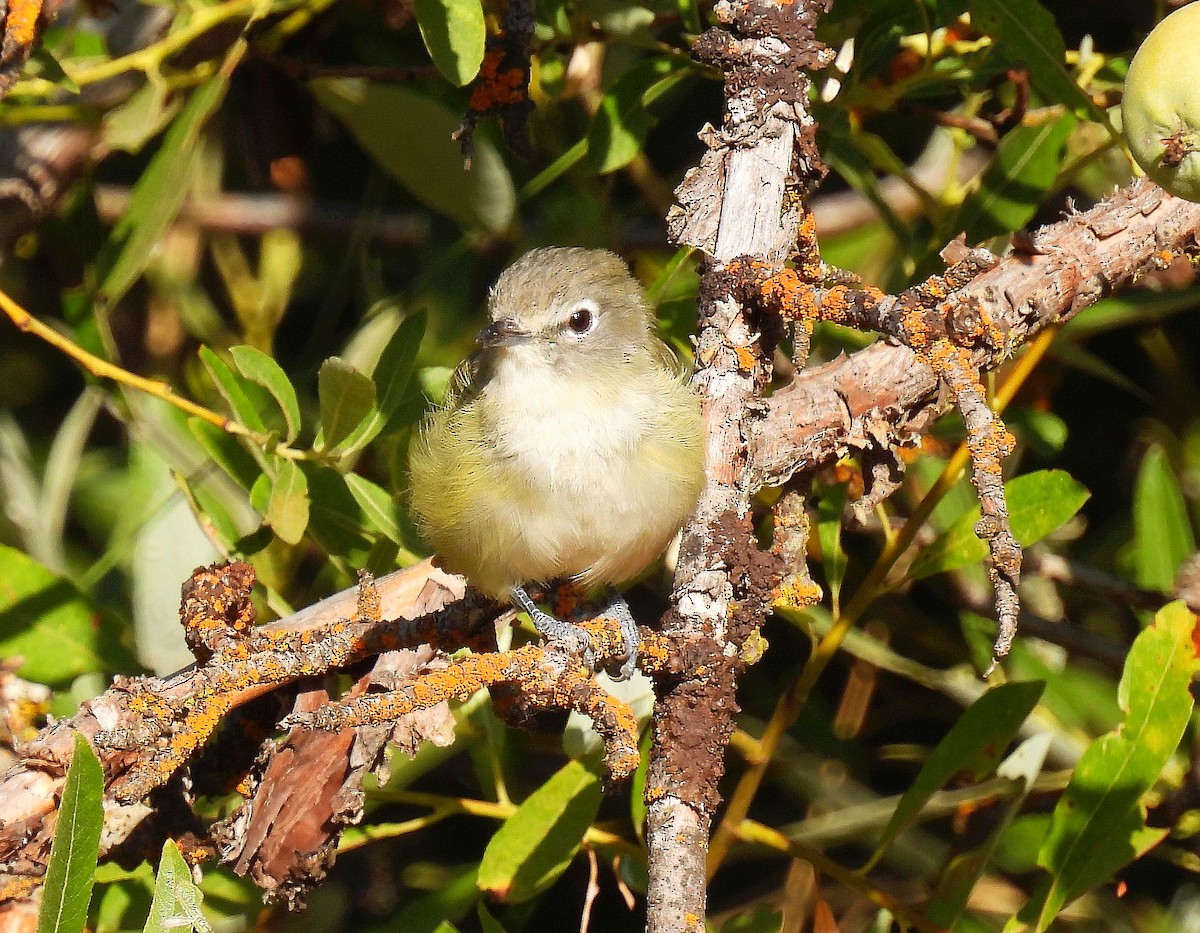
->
600, 587, 640, 682
511, 585, 596, 670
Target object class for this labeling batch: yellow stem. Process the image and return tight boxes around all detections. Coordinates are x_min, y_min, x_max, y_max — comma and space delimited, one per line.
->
0, 286, 234, 430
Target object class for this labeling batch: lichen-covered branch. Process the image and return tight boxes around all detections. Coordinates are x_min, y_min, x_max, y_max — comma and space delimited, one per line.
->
647, 0, 833, 928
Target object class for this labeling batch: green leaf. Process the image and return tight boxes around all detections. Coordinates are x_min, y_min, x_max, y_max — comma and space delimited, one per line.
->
0, 545, 134, 685
374, 312, 427, 425
1023, 602, 1199, 929
1133, 445, 1195, 593
413, 0, 485, 86
316, 357, 378, 454
187, 419, 262, 491
869, 681, 1044, 868
909, 469, 1089, 580
230, 347, 301, 444
96, 69, 235, 312
311, 79, 516, 232
954, 112, 1075, 243
587, 57, 689, 174
815, 483, 848, 606
198, 347, 268, 435
266, 459, 310, 545
344, 473, 414, 547
969, 0, 1101, 120
928, 733, 1054, 928
38, 733, 104, 933
303, 466, 375, 563
477, 759, 603, 902
143, 840, 214, 933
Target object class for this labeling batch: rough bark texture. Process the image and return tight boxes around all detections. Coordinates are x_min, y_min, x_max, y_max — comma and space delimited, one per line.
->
645, 1, 832, 928
753, 178, 1200, 486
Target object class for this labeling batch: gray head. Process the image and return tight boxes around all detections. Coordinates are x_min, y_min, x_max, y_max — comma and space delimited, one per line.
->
476, 247, 655, 370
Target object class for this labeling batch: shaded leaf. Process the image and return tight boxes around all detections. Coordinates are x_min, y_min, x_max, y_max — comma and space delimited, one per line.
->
969, 0, 1101, 119
477, 759, 602, 902
1133, 445, 1195, 593
587, 57, 689, 174
909, 470, 1089, 580
413, 0, 485, 86
38, 733, 103, 933
316, 357, 377, 454
311, 79, 516, 232
870, 681, 1044, 868
96, 68, 235, 311
954, 112, 1075, 243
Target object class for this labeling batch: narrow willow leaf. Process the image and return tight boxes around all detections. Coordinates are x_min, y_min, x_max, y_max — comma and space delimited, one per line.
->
1023, 602, 1199, 929
187, 419, 262, 491
143, 839, 214, 933
1133, 445, 1195, 592
198, 347, 267, 434
38, 733, 104, 933
344, 473, 412, 547
316, 357, 377, 454
477, 760, 602, 902
230, 346, 301, 444
869, 681, 1044, 868
969, 0, 1102, 120
266, 460, 310, 545
909, 470, 1089, 580
954, 112, 1075, 243
97, 66, 237, 311
413, 0, 485, 86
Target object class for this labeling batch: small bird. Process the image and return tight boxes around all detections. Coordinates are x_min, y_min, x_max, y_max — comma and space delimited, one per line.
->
409, 247, 706, 676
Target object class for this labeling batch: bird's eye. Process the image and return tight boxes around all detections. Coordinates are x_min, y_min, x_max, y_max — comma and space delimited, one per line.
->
567, 306, 594, 334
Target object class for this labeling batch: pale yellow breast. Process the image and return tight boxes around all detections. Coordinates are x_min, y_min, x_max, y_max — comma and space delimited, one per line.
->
416, 350, 704, 597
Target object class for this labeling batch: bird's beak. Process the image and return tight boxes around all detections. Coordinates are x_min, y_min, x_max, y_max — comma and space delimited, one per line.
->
476, 318, 531, 348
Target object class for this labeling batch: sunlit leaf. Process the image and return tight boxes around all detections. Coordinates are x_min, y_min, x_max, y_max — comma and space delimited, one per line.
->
143, 840, 214, 933
0, 545, 134, 685
230, 346, 301, 444
478, 760, 602, 902
38, 733, 104, 933
910, 470, 1089, 580
1021, 602, 1199, 929
413, 0, 485, 86
316, 357, 377, 454
266, 459, 310, 545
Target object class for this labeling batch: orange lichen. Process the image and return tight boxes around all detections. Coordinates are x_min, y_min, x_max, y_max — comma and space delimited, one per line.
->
468, 43, 528, 113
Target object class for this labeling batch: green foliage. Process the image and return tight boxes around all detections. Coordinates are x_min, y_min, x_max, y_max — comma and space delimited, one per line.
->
4, 0, 1200, 929
142, 842, 214, 933
909, 469, 1090, 580
477, 760, 603, 902
38, 734, 104, 933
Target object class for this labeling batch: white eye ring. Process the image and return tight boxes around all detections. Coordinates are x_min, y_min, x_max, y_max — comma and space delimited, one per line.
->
565, 301, 598, 335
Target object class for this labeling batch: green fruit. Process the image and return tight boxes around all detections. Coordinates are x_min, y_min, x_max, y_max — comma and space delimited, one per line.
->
1122, 2, 1200, 201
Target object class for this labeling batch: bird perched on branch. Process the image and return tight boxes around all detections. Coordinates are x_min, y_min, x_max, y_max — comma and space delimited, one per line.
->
409, 247, 706, 677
